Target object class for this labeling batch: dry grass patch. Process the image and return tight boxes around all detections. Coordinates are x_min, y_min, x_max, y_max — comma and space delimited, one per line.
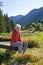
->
14, 52, 40, 63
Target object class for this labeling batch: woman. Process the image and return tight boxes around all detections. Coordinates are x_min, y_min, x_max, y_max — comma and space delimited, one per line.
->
11, 24, 28, 53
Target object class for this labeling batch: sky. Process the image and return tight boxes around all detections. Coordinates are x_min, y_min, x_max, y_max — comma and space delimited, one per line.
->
1, 0, 43, 17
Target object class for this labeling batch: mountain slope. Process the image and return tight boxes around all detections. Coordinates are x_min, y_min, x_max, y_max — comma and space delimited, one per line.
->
16, 7, 43, 25
10, 15, 24, 22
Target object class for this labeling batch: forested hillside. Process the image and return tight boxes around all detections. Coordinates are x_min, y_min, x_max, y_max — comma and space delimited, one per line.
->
26, 20, 43, 31
0, 9, 15, 33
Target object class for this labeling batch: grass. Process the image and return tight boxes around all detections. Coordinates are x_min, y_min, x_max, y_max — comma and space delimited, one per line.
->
21, 31, 43, 41
22, 35, 43, 41
0, 31, 43, 65
0, 31, 43, 41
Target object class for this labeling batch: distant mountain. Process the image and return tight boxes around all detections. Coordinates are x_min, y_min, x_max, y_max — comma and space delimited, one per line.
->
10, 15, 24, 22
16, 7, 43, 25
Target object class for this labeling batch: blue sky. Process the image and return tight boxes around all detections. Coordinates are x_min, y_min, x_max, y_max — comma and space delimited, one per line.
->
1, 0, 43, 16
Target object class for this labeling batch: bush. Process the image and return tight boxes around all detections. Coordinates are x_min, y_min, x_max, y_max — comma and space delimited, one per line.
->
0, 51, 14, 65
0, 37, 11, 41
14, 53, 40, 63
1, 33, 6, 36
27, 40, 40, 48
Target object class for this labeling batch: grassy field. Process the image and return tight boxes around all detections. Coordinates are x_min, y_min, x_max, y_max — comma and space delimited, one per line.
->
0, 31, 43, 41
0, 31, 43, 65
21, 31, 43, 41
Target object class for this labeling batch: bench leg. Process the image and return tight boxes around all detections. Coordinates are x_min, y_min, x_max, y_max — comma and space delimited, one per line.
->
6, 49, 11, 55
5, 49, 15, 55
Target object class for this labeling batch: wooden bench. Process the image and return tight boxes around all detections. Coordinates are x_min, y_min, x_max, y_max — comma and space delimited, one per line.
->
0, 43, 18, 54
0, 43, 18, 50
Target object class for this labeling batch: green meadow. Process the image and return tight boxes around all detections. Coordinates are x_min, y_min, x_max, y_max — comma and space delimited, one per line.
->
21, 31, 43, 41
0, 31, 43, 65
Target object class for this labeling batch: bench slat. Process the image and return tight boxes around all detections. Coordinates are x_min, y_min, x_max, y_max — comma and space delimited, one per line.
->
0, 43, 18, 50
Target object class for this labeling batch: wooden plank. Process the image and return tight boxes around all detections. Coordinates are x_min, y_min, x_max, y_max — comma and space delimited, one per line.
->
0, 43, 18, 50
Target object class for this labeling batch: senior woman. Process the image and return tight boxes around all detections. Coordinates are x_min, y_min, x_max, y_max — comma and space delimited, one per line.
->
11, 24, 28, 53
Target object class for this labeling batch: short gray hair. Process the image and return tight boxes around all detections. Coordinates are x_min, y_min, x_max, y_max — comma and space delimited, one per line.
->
16, 24, 21, 28
15, 24, 21, 30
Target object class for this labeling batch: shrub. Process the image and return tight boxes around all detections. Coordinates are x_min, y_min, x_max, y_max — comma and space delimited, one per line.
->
27, 40, 40, 48
1, 33, 6, 36
0, 51, 5, 64
14, 53, 40, 63
0, 37, 11, 41
0, 51, 14, 65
